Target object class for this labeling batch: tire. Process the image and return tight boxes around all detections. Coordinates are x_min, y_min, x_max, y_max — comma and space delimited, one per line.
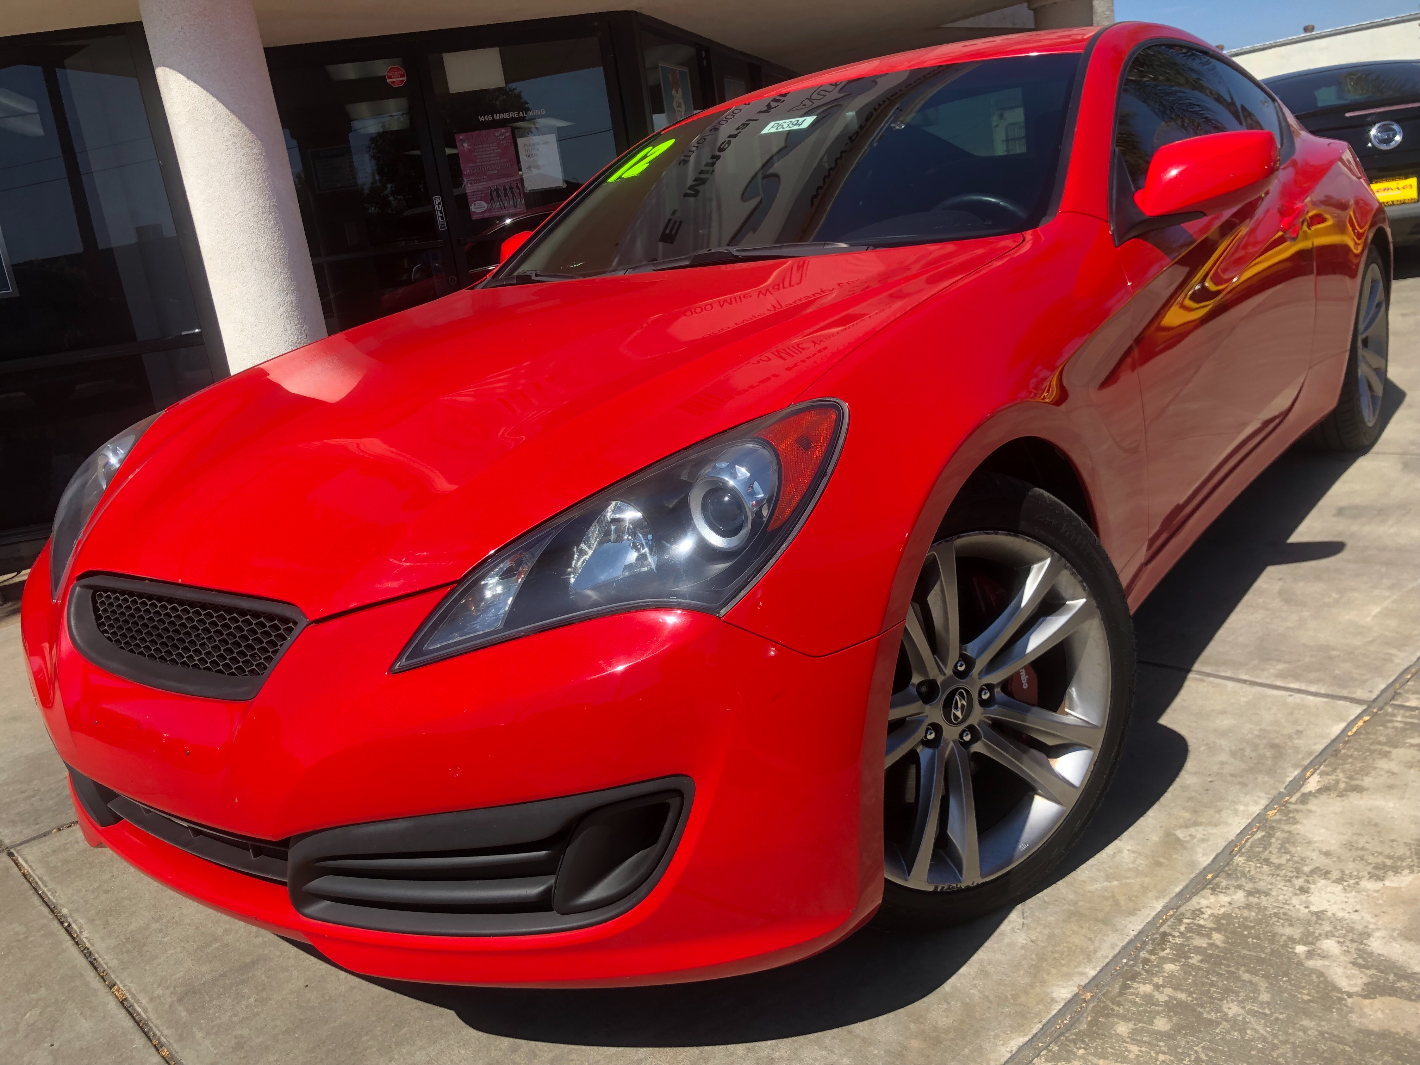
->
875, 473, 1134, 929
1311, 246, 1390, 451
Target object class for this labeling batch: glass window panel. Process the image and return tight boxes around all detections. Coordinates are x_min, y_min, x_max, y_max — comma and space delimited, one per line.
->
271, 55, 444, 331
0, 32, 202, 361
643, 34, 702, 131
428, 37, 617, 269
1114, 45, 1243, 189
516, 55, 1080, 278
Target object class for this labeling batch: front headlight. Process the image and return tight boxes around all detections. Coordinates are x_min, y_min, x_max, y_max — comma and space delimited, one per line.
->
50, 414, 160, 598
394, 401, 846, 670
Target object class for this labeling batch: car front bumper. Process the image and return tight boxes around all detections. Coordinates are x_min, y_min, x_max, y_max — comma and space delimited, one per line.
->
23, 546, 895, 986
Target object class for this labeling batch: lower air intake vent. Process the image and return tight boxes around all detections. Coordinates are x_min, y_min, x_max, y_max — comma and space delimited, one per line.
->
288, 778, 691, 936
68, 765, 690, 937
69, 575, 306, 701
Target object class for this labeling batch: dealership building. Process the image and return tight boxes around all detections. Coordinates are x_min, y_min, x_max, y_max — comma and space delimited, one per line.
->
0, 0, 1113, 570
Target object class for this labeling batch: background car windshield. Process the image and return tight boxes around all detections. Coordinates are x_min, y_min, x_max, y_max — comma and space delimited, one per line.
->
511, 53, 1079, 277
1267, 62, 1420, 116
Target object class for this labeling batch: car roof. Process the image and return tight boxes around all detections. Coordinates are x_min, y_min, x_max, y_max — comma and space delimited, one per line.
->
752, 25, 1099, 101
1266, 59, 1420, 83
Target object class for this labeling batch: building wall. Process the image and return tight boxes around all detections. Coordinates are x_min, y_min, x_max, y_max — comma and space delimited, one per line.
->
1231, 14, 1420, 80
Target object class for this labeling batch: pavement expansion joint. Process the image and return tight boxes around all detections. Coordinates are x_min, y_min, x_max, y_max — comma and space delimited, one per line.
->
6, 832, 182, 1065
1004, 651, 1420, 1065
1137, 658, 1372, 705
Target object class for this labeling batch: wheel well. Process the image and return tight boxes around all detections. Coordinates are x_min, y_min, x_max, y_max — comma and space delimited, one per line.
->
967, 438, 1096, 531
1371, 226, 1393, 284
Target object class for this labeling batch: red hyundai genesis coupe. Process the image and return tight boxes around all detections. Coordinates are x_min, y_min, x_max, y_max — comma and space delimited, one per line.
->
22, 22, 1390, 987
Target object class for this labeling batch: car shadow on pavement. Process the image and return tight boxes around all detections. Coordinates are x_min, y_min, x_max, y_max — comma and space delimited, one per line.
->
288, 381, 1406, 1046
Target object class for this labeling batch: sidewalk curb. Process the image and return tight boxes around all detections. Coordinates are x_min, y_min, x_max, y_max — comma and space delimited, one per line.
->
7, 825, 183, 1065
1004, 652, 1420, 1065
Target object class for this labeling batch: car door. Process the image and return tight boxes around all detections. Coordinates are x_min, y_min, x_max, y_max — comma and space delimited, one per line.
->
1112, 45, 1316, 554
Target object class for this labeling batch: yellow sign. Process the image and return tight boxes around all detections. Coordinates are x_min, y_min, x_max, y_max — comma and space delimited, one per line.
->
1371, 175, 1418, 205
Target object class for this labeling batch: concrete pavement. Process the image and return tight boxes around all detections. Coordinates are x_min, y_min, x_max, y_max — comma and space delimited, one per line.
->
2, 267, 1417, 1064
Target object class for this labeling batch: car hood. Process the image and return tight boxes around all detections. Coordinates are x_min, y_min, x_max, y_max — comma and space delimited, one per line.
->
80, 239, 1018, 619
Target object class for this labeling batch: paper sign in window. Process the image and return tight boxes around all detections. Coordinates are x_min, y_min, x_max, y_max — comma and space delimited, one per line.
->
456, 128, 525, 217
517, 132, 564, 191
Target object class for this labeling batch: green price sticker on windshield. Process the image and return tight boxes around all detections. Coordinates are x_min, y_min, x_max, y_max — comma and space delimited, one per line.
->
607, 139, 675, 182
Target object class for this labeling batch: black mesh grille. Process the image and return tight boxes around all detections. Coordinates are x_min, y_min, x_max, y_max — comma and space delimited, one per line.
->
90, 587, 298, 677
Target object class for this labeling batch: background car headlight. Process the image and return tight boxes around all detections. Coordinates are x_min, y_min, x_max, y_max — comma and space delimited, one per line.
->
49, 414, 159, 598
395, 400, 846, 670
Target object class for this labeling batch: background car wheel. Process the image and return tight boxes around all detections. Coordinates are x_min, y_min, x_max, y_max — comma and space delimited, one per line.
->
1311, 246, 1390, 452
876, 474, 1134, 928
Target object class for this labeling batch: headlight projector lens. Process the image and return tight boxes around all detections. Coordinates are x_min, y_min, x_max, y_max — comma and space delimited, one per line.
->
688, 442, 775, 551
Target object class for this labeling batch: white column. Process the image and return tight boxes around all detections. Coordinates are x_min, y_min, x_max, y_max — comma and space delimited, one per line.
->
1029, 0, 1114, 29
139, 0, 325, 373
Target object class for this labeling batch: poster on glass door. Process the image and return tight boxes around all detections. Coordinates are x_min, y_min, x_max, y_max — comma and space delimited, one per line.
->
659, 64, 692, 126
455, 128, 526, 217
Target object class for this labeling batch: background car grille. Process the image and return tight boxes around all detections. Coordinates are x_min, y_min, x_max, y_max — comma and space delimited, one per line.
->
90, 587, 298, 678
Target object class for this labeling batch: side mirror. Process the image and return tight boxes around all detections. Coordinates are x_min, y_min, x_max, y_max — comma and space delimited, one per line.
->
1114, 129, 1278, 244
499, 230, 533, 263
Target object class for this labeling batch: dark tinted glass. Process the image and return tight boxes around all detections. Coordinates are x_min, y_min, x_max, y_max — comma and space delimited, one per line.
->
428, 38, 617, 271
0, 29, 212, 545
1217, 63, 1284, 145
1115, 45, 1244, 188
514, 54, 1079, 279
1267, 62, 1420, 116
272, 56, 445, 332
0, 33, 202, 360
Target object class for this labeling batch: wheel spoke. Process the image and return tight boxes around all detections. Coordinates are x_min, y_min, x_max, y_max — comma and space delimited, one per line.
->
925, 542, 961, 670
976, 722, 1080, 808
889, 686, 927, 722
902, 603, 940, 683
1358, 277, 1384, 336
944, 740, 979, 883
982, 694, 1103, 749
980, 597, 1094, 684
886, 714, 928, 768
907, 743, 945, 881
964, 554, 1061, 667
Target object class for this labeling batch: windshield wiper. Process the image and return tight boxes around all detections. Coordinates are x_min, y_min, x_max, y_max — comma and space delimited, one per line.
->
484, 270, 584, 287
619, 242, 870, 275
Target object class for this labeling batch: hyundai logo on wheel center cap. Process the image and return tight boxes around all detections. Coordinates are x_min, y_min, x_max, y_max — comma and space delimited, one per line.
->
1370, 120, 1403, 151
946, 687, 972, 725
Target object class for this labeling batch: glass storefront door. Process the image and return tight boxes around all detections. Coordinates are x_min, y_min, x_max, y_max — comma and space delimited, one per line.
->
427, 36, 620, 272
270, 52, 451, 333
269, 27, 624, 328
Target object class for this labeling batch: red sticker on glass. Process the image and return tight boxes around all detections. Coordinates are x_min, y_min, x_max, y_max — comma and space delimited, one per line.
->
385, 65, 407, 88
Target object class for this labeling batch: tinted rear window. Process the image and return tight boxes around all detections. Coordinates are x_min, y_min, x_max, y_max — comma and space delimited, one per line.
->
508, 53, 1080, 279
1267, 63, 1420, 115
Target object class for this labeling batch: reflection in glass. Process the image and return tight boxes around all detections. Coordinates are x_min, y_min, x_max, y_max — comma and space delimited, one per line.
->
514, 55, 1079, 279
430, 38, 617, 270
0, 33, 201, 360
273, 56, 444, 331
0, 29, 212, 544
1268, 62, 1420, 116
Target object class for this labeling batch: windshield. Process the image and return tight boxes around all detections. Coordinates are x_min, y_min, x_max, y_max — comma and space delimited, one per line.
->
1267, 62, 1420, 116
504, 53, 1080, 280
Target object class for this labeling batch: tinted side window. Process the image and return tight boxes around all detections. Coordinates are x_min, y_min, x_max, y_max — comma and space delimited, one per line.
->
1217, 63, 1284, 150
1115, 45, 1242, 188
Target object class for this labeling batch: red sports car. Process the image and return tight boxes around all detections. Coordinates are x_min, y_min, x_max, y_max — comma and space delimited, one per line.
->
23, 22, 1390, 987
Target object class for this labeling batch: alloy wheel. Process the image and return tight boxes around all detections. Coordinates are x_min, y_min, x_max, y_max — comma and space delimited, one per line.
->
1356, 260, 1388, 427
884, 532, 1110, 891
